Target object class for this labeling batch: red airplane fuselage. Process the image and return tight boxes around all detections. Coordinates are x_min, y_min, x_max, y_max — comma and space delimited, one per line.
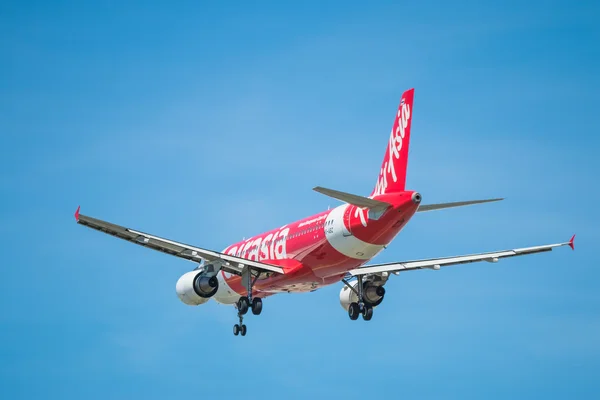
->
213, 88, 417, 305
214, 191, 419, 303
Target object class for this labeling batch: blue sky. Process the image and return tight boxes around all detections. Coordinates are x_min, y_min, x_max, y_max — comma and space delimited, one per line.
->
1, 0, 599, 398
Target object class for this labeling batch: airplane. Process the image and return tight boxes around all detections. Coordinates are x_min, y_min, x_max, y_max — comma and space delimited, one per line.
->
75, 88, 575, 337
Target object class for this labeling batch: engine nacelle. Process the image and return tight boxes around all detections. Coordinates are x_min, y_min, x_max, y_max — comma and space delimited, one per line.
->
339, 280, 385, 310
176, 270, 219, 306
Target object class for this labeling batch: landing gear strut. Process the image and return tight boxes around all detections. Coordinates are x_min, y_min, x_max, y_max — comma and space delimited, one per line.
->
233, 267, 263, 337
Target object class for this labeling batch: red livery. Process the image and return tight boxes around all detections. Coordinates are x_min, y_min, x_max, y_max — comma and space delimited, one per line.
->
76, 88, 574, 336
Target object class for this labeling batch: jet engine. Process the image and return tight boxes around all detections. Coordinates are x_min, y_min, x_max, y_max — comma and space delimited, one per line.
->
339, 280, 385, 310
176, 270, 219, 305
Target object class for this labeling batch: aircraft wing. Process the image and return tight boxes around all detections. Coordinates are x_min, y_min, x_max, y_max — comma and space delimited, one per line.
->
74, 207, 284, 276
348, 235, 575, 277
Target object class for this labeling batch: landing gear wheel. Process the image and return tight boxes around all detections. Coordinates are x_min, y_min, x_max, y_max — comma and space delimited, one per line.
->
348, 302, 360, 320
362, 305, 373, 321
251, 297, 263, 315
240, 324, 247, 336
233, 324, 240, 336
237, 297, 249, 315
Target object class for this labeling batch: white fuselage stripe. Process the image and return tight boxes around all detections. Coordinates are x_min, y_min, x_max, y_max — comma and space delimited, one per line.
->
325, 205, 385, 260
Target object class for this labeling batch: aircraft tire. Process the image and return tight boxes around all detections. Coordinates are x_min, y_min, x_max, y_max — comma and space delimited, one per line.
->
238, 297, 249, 315
362, 305, 373, 321
348, 302, 360, 320
251, 297, 263, 315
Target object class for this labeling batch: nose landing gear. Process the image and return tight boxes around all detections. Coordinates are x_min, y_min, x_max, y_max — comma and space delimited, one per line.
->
233, 313, 247, 336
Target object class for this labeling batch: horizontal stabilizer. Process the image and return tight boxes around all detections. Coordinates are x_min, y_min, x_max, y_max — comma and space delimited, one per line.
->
313, 186, 391, 211
417, 198, 503, 213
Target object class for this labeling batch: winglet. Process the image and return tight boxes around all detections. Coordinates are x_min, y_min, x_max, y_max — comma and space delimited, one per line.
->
568, 234, 575, 251
74, 206, 81, 222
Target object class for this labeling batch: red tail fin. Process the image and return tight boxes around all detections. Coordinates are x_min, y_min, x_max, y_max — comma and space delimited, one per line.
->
371, 88, 415, 197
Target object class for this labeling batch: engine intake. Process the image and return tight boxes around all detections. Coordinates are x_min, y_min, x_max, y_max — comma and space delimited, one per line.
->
176, 270, 219, 306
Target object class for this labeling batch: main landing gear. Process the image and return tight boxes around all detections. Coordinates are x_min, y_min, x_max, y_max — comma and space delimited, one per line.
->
348, 302, 373, 321
233, 268, 263, 337
345, 275, 375, 321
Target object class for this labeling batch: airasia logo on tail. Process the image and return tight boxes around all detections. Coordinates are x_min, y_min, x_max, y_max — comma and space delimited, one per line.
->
373, 98, 411, 196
